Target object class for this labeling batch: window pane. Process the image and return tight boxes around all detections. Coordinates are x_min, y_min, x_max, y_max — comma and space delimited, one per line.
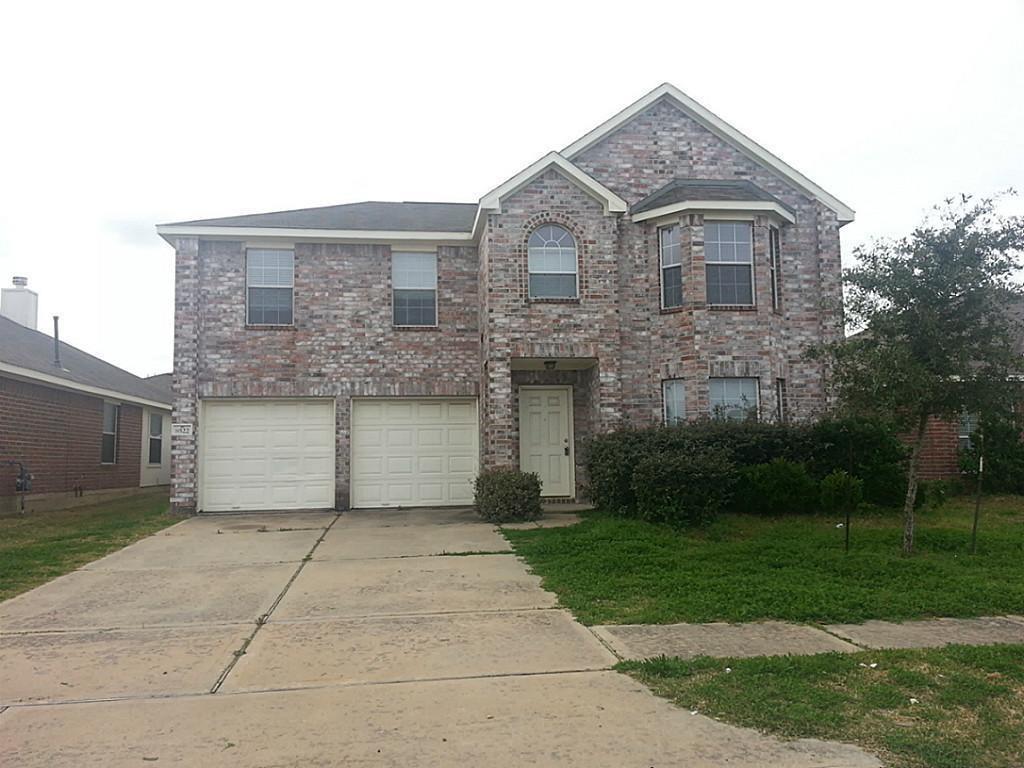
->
659, 225, 680, 267
529, 274, 577, 299
710, 377, 758, 421
103, 402, 117, 433
705, 221, 752, 263
248, 287, 293, 325
149, 437, 162, 464
150, 413, 163, 437
101, 433, 116, 463
392, 252, 437, 289
663, 379, 685, 424
662, 265, 683, 308
393, 288, 437, 326
247, 249, 294, 287
528, 225, 577, 282
706, 264, 753, 305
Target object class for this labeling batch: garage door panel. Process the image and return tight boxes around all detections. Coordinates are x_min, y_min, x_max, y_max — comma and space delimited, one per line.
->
351, 399, 479, 509
201, 399, 335, 512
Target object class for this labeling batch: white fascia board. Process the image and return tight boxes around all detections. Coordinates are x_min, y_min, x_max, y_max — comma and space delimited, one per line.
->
562, 83, 855, 225
631, 200, 797, 225
0, 362, 172, 410
156, 225, 474, 245
477, 151, 628, 217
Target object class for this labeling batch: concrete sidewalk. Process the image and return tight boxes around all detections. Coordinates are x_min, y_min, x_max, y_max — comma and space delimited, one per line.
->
0, 507, 879, 767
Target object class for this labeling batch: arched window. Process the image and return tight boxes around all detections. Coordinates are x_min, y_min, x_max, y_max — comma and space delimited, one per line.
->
527, 224, 578, 299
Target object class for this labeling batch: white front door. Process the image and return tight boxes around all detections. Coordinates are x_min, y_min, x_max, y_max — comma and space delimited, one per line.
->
519, 386, 574, 497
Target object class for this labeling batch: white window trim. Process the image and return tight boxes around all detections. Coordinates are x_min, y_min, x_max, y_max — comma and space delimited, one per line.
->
391, 249, 439, 328
709, 377, 761, 421
769, 226, 782, 313
527, 226, 579, 300
775, 378, 787, 423
704, 220, 755, 308
101, 401, 120, 465
659, 224, 683, 310
662, 379, 686, 425
246, 248, 295, 327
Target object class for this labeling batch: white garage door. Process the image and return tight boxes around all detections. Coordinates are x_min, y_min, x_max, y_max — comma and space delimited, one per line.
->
350, 398, 478, 508
200, 399, 335, 512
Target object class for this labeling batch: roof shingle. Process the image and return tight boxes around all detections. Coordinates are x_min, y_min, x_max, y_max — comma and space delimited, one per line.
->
630, 179, 795, 216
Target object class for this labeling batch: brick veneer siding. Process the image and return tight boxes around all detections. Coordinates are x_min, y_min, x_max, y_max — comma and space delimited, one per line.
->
916, 416, 961, 480
0, 375, 142, 497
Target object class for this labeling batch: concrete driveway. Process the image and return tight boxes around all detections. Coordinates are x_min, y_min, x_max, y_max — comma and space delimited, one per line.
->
0, 508, 878, 767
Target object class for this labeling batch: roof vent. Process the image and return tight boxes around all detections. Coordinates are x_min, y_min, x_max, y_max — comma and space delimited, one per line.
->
12, 276, 28, 287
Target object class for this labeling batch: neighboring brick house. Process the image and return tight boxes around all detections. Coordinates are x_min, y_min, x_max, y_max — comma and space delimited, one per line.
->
159, 83, 854, 513
0, 285, 172, 513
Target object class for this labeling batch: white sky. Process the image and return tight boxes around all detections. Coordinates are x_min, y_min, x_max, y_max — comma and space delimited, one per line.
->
1, 0, 1021, 377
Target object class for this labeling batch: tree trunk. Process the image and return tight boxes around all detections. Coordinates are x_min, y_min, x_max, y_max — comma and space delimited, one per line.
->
902, 411, 930, 556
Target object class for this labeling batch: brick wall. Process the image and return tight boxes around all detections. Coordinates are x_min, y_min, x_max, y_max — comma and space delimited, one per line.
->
916, 416, 960, 480
0, 375, 142, 497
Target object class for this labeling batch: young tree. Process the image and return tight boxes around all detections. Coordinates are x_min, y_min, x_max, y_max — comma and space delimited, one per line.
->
811, 195, 1024, 555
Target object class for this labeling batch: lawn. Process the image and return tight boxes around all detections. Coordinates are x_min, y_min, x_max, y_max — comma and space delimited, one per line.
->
0, 489, 177, 601
621, 644, 1024, 768
504, 495, 1024, 625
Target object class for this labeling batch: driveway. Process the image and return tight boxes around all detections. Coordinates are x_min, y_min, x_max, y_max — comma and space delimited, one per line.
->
0, 508, 878, 767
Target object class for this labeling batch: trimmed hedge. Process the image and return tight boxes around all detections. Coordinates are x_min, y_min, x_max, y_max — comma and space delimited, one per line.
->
632, 448, 736, 526
584, 417, 907, 520
820, 470, 864, 515
473, 469, 542, 523
735, 459, 818, 516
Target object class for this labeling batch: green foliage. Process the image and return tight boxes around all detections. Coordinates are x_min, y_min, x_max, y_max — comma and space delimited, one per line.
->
473, 468, 542, 523
809, 417, 907, 506
734, 459, 819, 515
961, 413, 1024, 493
819, 470, 864, 515
631, 448, 736, 526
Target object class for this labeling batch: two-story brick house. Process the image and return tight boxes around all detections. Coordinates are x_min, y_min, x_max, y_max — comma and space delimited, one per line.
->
160, 83, 854, 513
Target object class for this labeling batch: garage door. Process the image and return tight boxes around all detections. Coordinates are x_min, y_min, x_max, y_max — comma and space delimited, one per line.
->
350, 398, 478, 508
200, 399, 335, 512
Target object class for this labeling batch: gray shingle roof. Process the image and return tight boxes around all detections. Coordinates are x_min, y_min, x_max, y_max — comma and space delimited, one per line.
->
0, 316, 172, 405
631, 179, 795, 216
165, 201, 478, 233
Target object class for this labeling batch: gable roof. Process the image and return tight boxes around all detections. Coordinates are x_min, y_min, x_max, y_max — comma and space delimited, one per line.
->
0, 315, 171, 408
163, 201, 477, 234
562, 83, 855, 224
630, 179, 796, 223
477, 152, 628, 217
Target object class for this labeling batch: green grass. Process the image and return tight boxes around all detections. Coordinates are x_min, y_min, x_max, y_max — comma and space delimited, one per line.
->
0, 489, 177, 600
620, 644, 1024, 768
505, 495, 1024, 624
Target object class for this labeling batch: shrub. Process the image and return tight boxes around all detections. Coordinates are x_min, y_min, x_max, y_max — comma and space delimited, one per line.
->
809, 417, 907, 506
735, 459, 819, 515
819, 470, 864, 515
631, 448, 736, 526
960, 414, 1024, 494
473, 469, 542, 523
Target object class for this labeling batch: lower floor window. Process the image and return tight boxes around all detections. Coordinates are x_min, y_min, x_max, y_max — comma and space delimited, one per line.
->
101, 402, 120, 464
148, 412, 163, 464
775, 378, 788, 423
709, 377, 759, 421
662, 379, 686, 425
958, 411, 979, 451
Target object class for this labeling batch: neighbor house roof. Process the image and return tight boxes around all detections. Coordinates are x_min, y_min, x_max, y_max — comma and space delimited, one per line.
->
0, 315, 172, 408
164, 201, 477, 234
629, 179, 797, 223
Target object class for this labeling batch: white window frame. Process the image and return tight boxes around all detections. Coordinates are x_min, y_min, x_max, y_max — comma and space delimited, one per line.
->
709, 377, 760, 421
148, 412, 163, 466
958, 411, 979, 451
391, 250, 439, 327
704, 220, 755, 307
769, 226, 782, 312
246, 248, 295, 326
527, 224, 578, 300
659, 224, 683, 309
775, 377, 788, 423
101, 401, 120, 465
662, 379, 686, 425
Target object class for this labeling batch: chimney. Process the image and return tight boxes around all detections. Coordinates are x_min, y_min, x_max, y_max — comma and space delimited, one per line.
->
53, 316, 62, 368
1, 276, 39, 330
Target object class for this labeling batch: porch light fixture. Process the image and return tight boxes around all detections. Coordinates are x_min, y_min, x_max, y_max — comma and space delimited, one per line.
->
544, 360, 557, 370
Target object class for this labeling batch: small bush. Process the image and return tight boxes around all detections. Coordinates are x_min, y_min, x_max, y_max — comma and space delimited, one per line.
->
473, 469, 542, 523
960, 413, 1024, 494
735, 459, 819, 515
819, 470, 864, 515
809, 417, 907, 507
631, 448, 737, 526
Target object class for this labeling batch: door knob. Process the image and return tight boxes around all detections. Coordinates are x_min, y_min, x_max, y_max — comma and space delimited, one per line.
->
564, 446, 570, 456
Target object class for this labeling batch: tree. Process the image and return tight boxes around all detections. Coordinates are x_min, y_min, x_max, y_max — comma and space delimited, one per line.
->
810, 194, 1024, 555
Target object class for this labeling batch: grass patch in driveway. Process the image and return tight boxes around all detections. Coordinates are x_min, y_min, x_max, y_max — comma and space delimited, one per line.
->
503, 495, 1024, 625
620, 644, 1024, 768
0, 489, 176, 600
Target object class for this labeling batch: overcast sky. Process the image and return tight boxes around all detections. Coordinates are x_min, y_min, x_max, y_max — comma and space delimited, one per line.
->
1, 0, 1021, 377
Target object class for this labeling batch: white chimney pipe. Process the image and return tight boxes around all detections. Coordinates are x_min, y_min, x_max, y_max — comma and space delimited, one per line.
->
1, 276, 39, 330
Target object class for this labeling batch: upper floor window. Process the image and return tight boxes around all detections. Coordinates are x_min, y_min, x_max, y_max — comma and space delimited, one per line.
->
101, 402, 120, 464
528, 225, 577, 299
148, 412, 163, 465
659, 225, 682, 308
769, 226, 782, 312
392, 251, 437, 326
247, 249, 294, 325
663, 379, 686, 425
705, 221, 753, 306
709, 377, 759, 421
